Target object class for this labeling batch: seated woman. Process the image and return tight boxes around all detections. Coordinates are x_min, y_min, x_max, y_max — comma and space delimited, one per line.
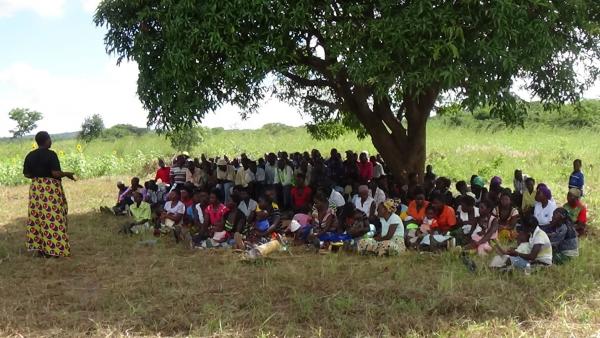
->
406, 187, 429, 225
353, 185, 376, 222
201, 190, 230, 247
563, 188, 588, 236
158, 190, 185, 235
358, 199, 405, 256
291, 173, 313, 214
308, 193, 339, 246
453, 180, 469, 208
493, 189, 520, 241
248, 195, 282, 244
430, 191, 457, 235
339, 203, 371, 243
533, 183, 557, 227
470, 176, 488, 206
487, 176, 503, 205
454, 194, 479, 246
495, 216, 553, 269
465, 200, 499, 256
541, 208, 579, 264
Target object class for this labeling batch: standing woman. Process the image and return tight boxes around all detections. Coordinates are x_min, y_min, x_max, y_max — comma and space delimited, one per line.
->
23, 132, 75, 257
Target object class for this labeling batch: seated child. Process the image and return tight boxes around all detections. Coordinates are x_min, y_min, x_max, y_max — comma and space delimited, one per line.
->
419, 205, 453, 249
405, 206, 438, 248
105, 181, 129, 215
247, 195, 281, 244
121, 191, 152, 235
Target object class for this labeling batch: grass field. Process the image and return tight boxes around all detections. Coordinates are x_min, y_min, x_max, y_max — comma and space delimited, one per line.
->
1, 122, 599, 336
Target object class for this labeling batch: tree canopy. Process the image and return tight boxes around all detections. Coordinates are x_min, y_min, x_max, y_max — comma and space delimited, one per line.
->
95, 0, 600, 176
8, 108, 43, 138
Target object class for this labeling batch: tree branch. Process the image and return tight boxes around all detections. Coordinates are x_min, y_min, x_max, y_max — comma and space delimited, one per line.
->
305, 95, 340, 111
373, 95, 407, 138
281, 71, 330, 88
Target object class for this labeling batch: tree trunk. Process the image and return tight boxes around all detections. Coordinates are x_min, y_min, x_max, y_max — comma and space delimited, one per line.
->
368, 117, 426, 182
348, 87, 437, 183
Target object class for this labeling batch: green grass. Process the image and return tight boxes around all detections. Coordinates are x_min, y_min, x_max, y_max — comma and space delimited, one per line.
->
0, 122, 599, 336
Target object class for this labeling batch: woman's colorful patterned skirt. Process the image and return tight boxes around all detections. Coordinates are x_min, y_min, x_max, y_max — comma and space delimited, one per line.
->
26, 177, 70, 257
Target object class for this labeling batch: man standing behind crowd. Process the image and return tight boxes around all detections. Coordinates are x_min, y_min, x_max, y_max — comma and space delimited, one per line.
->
264, 153, 277, 187
155, 158, 171, 185
169, 156, 187, 187
275, 157, 294, 210
357, 151, 374, 184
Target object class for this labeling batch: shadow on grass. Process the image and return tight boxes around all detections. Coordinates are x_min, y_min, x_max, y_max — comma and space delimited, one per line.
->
1, 211, 600, 337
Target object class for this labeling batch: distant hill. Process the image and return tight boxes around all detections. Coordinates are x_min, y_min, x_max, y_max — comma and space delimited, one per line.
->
0, 131, 79, 142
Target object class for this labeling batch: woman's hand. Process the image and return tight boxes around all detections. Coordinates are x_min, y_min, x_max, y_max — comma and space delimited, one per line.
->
65, 172, 76, 181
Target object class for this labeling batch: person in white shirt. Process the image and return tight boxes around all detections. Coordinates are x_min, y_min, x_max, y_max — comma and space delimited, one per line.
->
533, 183, 557, 226
244, 167, 256, 188
369, 181, 386, 212
159, 190, 185, 234
499, 217, 553, 268
236, 188, 257, 232
370, 156, 386, 179
238, 188, 258, 219
233, 159, 246, 187
353, 185, 376, 220
328, 186, 346, 210
456, 194, 480, 244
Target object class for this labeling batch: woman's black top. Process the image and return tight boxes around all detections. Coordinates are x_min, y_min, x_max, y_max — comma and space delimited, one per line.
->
23, 148, 61, 179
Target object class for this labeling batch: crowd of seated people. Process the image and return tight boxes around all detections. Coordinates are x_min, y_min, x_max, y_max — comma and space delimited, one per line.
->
108, 149, 587, 269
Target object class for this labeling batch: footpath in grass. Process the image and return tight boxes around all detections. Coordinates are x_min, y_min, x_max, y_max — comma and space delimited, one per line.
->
1, 178, 600, 337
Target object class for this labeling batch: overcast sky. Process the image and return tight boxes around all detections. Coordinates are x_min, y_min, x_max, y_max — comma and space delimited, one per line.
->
1, 0, 598, 137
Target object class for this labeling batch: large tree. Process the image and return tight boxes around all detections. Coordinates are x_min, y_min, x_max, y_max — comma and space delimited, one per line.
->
8, 108, 43, 138
95, 0, 600, 177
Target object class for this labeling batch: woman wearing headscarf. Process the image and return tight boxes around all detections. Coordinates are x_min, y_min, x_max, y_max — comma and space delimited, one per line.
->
357, 199, 405, 256
470, 176, 488, 206
563, 188, 588, 236
486, 176, 503, 205
23, 132, 76, 257
533, 183, 557, 226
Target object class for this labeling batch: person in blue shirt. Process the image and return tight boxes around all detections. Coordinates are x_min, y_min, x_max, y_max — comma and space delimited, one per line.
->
568, 159, 584, 195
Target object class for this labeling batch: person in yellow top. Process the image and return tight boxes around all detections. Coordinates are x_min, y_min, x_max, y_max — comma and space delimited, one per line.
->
521, 177, 536, 214
123, 192, 152, 234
